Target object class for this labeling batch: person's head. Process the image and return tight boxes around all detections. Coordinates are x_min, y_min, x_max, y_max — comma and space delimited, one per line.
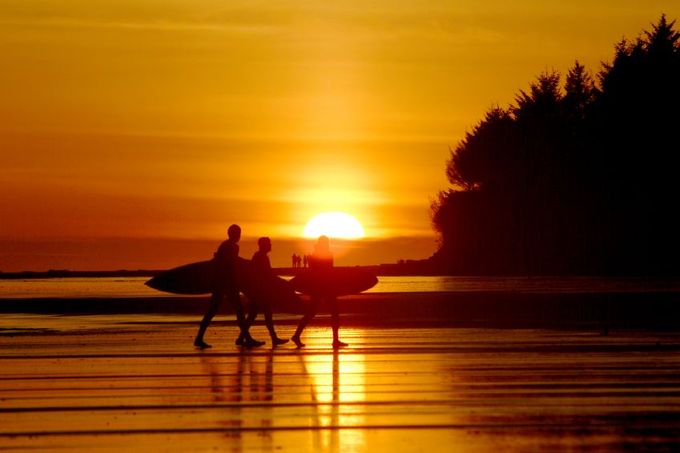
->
257, 236, 271, 253
316, 235, 330, 252
227, 224, 241, 242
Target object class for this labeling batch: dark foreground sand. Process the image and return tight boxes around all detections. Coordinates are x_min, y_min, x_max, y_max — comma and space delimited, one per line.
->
3, 289, 680, 329
1, 310, 680, 452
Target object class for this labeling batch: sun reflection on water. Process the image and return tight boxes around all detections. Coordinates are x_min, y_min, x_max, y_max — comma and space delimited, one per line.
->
303, 351, 367, 451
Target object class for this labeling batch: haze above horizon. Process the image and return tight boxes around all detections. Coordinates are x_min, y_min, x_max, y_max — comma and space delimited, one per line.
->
2, 1, 679, 271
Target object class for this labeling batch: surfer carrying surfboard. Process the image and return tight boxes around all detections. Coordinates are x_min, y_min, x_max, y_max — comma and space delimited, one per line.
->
239, 237, 289, 346
291, 235, 348, 348
194, 224, 264, 349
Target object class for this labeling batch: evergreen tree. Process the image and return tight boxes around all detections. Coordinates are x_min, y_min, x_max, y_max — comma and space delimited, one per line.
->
432, 15, 680, 275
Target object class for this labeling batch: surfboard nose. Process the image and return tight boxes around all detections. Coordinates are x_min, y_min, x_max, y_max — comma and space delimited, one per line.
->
145, 276, 159, 289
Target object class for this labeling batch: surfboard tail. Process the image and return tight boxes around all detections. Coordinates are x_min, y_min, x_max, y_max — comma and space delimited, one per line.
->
290, 268, 378, 297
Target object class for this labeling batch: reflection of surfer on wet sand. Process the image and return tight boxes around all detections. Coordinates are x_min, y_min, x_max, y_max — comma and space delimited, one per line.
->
291, 235, 348, 349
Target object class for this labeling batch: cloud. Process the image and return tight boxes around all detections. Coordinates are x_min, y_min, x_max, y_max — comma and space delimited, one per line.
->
0, 16, 281, 34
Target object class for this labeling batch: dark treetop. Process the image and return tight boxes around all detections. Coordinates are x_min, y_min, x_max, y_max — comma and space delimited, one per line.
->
432, 15, 680, 276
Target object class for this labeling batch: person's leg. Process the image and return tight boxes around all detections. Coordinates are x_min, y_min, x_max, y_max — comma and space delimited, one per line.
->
291, 297, 318, 348
330, 297, 347, 348
265, 306, 288, 346
231, 291, 264, 347
194, 291, 222, 349
236, 299, 259, 345
229, 290, 245, 331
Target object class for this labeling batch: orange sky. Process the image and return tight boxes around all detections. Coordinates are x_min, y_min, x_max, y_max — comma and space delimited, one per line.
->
2, 2, 679, 270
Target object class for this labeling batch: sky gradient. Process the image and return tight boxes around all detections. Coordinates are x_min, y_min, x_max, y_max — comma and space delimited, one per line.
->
2, 1, 679, 270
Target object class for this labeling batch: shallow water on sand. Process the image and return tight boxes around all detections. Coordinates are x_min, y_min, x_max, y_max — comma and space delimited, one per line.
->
2, 276, 680, 299
1, 315, 679, 451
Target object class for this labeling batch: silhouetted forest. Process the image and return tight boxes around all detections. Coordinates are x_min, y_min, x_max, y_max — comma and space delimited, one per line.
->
432, 16, 680, 275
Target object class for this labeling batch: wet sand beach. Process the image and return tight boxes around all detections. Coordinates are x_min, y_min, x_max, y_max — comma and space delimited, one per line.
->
2, 310, 680, 451
2, 288, 680, 330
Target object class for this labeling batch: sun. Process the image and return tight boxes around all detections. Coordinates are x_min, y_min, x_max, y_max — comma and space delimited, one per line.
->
303, 212, 365, 239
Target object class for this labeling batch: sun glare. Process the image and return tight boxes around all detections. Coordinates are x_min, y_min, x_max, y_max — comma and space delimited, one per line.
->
303, 212, 365, 239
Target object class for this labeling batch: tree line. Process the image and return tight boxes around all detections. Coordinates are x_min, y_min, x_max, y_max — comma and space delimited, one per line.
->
431, 15, 680, 275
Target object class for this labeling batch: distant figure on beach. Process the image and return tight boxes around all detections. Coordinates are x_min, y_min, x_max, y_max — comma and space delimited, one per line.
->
291, 235, 347, 348
241, 237, 288, 346
194, 224, 264, 349
303, 254, 308, 268
291, 253, 298, 268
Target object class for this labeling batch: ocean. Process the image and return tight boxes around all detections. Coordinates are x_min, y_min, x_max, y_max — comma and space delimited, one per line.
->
1, 275, 679, 299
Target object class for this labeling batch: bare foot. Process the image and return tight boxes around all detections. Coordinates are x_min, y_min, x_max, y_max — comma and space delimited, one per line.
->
291, 335, 305, 348
243, 338, 265, 348
194, 339, 212, 349
271, 337, 289, 346
332, 340, 348, 348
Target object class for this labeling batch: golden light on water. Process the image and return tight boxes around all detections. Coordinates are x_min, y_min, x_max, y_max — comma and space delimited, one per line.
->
304, 352, 367, 450
303, 212, 365, 239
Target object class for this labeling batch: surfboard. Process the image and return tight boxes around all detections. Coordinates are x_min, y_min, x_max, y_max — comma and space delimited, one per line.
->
145, 259, 218, 295
145, 258, 300, 307
290, 267, 378, 297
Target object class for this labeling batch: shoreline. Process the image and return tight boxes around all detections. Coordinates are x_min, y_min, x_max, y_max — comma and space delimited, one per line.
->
0, 266, 428, 279
2, 290, 679, 330
7, 267, 680, 280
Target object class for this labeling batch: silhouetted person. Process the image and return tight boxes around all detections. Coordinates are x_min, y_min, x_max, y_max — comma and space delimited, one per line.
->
291, 235, 347, 348
291, 253, 297, 268
303, 254, 308, 268
240, 237, 288, 346
194, 224, 264, 349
